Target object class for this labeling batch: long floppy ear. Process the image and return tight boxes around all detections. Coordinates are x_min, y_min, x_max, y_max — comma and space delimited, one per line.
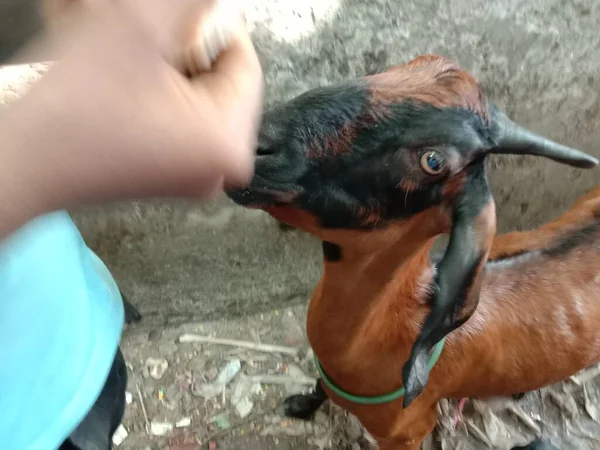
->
401, 159, 496, 408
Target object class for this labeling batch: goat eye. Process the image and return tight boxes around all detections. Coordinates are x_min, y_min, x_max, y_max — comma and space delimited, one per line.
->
420, 150, 445, 175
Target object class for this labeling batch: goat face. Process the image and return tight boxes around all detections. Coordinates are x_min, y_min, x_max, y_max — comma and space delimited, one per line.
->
228, 54, 595, 236
228, 56, 493, 234
227, 54, 597, 407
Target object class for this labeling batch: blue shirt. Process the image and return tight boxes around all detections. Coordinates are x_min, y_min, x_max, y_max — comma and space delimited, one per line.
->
0, 210, 125, 449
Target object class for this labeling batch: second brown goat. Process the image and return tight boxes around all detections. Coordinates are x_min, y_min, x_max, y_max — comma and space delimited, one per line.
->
227, 55, 599, 449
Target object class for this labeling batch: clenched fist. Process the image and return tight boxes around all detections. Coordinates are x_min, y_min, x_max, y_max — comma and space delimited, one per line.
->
0, 0, 264, 236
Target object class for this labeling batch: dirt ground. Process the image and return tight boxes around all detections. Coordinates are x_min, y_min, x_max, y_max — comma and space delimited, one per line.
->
115, 304, 600, 450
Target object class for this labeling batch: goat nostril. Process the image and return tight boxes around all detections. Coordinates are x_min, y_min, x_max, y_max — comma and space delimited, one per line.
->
256, 145, 275, 157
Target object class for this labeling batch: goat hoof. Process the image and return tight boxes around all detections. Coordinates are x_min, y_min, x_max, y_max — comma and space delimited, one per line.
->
512, 392, 526, 401
281, 394, 322, 420
122, 294, 142, 324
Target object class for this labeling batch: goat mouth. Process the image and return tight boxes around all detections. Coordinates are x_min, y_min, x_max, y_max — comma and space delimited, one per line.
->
226, 186, 299, 208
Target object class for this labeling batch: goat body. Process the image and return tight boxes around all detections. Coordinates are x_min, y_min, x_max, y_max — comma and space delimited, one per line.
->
299, 187, 600, 448
227, 54, 599, 449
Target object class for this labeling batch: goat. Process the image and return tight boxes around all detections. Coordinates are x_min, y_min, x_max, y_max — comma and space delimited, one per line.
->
227, 54, 599, 449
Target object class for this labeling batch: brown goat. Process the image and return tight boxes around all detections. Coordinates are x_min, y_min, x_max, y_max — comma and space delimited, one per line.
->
227, 55, 599, 449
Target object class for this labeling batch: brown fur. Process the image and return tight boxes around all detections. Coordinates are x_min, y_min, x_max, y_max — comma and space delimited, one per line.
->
233, 54, 598, 449
368, 55, 489, 123
290, 188, 600, 449
308, 121, 359, 158
307, 54, 488, 161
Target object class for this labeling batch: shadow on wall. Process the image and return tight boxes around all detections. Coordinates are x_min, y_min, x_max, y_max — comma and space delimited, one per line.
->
72, 0, 600, 324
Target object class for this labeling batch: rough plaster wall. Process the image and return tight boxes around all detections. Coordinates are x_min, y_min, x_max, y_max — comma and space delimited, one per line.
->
3, 0, 600, 324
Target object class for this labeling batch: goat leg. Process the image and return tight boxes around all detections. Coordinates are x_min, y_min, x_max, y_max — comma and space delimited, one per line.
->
281, 378, 327, 420
121, 292, 142, 324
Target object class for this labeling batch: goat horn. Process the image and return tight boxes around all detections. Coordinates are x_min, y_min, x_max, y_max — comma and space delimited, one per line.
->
488, 106, 598, 169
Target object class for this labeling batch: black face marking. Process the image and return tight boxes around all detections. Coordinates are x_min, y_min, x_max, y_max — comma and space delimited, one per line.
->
322, 241, 342, 262
227, 83, 493, 231
282, 378, 328, 420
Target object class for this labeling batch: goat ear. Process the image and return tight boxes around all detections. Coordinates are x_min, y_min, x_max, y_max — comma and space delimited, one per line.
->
401, 159, 496, 408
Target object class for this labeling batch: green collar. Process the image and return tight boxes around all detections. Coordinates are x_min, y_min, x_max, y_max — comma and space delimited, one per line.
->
313, 338, 446, 405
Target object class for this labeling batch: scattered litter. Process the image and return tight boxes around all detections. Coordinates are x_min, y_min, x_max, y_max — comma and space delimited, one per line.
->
231, 374, 262, 404
150, 420, 173, 436
421, 433, 435, 450
363, 429, 378, 447
235, 397, 254, 418
260, 417, 322, 437
466, 421, 493, 448
169, 444, 200, 450
145, 357, 169, 380
125, 391, 133, 404
547, 389, 578, 418
507, 404, 541, 434
135, 383, 150, 433
452, 398, 469, 430
193, 359, 241, 399
231, 374, 262, 418
345, 414, 363, 441
204, 366, 219, 382
566, 418, 598, 440
112, 424, 128, 446
209, 441, 217, 450
437, 399, 455, 433
480, 408, 512, 444
583, 384, 600, 423
248, 374, 316, 386
175, 417, 192, 428
285, 363, 307, 379
158, 388, 165, 401
308, 428, 333, 449
178, 334, 299, 356
209, 412, 232, 430
569, 365, 600, 387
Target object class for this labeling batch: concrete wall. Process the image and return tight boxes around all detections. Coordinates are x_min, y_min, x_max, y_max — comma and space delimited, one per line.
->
4, 0, 600, 324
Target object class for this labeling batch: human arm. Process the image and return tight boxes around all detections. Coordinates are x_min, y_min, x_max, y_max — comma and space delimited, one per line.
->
0, 0, 263, 238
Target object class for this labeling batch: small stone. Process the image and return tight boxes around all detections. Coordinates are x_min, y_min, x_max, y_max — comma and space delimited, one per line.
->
204, 366, 219, 382
148, 329, 162, 341
175, 417, 192, 428
150, 420, 173, 436
166, 383, 183, 405
146, 357, 169, 380
159, 341, 179, 356
189, 357, 208, 374
112, 424, 128, 446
